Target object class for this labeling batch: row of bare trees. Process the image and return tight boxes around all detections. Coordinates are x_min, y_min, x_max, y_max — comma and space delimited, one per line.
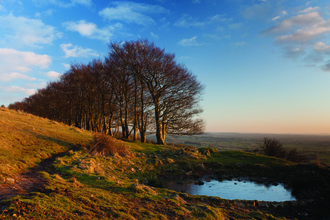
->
9, 40, 205, 144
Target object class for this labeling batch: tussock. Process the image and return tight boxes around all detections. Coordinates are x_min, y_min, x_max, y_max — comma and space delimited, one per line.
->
88, 133, 130, 157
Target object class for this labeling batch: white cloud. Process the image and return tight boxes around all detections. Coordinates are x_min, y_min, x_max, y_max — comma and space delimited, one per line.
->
63, 20, 120, 42
174, 14, 231, 28
150, 32, 159, 39
235, 42, 246, 47
283, 45, 306, 59
272, 16, 280, 21
32, 0, 92, 7
228, 23, 243, 30
276, 20, 330, 43
299, 7, 319, 14
262, 9, 330, 72
271, 11, 288, 22
0, 48, 51, 73
0, 86, 36, 95
241, 2, 271, 20
261, 12, 325, 38
62, 63, 71, 70
47, 71, 61, 78
0, 72, 37, 82
60, 43, 99, 58
203, 34, 220, 39
313, 42, 330, 52
99, 2, 168, 26
178, 36, 205, 46
0, 14, 62, 47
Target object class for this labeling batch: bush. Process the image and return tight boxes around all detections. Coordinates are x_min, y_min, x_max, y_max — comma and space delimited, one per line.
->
258, 138, 287, 159
256, 137, 306, 163
88, 133, 130, 157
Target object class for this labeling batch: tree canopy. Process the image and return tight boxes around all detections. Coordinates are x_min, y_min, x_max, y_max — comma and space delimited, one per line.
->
9, 39, 205, 144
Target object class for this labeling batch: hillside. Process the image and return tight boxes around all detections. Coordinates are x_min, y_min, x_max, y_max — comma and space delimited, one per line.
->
1, 107, 330, 219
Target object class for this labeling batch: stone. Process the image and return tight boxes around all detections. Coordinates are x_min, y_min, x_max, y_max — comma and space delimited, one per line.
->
258, 201, 269, 207
155, 160, 163, 166
167, 158, 175, 163
5, 178, 15, 183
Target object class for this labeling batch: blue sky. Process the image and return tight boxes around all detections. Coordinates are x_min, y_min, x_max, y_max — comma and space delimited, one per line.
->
1, 0, 330, 134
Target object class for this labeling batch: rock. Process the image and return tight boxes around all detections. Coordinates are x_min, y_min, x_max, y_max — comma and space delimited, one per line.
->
258, 201, 269, 207
5, 178, 15, 183
155, 160, 163, 166
196, 163, 205, 170
167, 158, 174, 163
195, 180, 204, 185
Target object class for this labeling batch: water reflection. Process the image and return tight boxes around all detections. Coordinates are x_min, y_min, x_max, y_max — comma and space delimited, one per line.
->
165, 179, 296, 201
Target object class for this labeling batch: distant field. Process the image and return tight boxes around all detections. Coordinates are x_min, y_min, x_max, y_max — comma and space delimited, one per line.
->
148, 132, 330, 165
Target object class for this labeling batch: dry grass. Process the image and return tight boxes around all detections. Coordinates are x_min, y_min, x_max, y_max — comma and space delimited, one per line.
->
0, 108, 92, 179
88, 133, 131, 157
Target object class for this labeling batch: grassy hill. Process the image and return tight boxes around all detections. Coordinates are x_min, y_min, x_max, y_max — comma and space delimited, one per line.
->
1, 107, 330, 219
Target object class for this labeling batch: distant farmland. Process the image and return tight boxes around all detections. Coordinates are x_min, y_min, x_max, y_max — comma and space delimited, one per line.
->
148, 132, 330, 165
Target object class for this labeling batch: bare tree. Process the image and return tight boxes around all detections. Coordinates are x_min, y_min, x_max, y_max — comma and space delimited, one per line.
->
109, 39, 205, 144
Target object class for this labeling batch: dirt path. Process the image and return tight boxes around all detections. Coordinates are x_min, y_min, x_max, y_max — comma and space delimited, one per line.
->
0, 149, 75, 201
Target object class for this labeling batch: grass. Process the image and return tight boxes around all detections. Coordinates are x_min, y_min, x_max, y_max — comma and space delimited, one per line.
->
0, 107, 92, 179
1, 107, 329, 219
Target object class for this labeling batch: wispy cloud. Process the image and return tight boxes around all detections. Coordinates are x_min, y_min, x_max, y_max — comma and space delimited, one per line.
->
47, 71, 61, 78
261, 12, 328, 42
235, 42, 247, 47
150, 32, 159, 39
178, 36, 205, 46
0, 48, 50, 97
261, 7, 330, 72
32, 0, 92, 7
283, 45, 306, 59
0, 86, 36, 96
0, 48, 51, 73
228, 23, 243, 30
60, 43, 99, 58
313, 42, 330, 52
0, 72, 37, 82
0, 14, 62, 48
63, 20, 121, 42
299, 7, 319, 14
99, 1, 168, 26
174, 14, 232, 28
241, 2, 271, 20
192, 0, 201, 3
62, 63, 71, 70
323, 61, 330, 72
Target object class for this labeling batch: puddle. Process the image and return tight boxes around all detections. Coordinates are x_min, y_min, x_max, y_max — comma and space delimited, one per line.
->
164, 179, 296, 201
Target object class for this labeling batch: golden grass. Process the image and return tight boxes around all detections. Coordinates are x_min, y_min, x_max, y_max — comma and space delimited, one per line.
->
0, 109, 93, 179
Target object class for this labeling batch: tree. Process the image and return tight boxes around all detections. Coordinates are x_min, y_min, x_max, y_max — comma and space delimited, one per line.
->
109, 39, 205, 144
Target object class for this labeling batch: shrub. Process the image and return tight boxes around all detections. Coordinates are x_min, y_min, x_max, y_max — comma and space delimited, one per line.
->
256, 137, 306, 163
88, 133, 130, 157
258, 138, 287, 159
286, 148, 306, 163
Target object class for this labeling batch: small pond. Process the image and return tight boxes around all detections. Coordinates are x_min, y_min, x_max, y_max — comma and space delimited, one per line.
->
164, 178, 296, 202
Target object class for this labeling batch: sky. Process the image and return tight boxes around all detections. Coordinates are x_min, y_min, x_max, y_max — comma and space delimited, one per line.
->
1, 0, 330, 134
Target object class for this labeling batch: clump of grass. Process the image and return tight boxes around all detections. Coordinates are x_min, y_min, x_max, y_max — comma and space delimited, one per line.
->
88, 133, 130, 157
